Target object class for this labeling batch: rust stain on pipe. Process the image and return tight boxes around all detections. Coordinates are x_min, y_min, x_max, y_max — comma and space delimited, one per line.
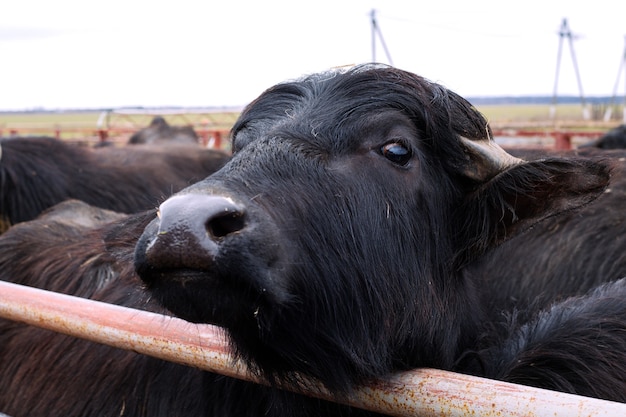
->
0, 280, 624, 417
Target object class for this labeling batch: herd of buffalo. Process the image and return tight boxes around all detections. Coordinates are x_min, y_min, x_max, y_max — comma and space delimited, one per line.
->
1, 64, 626, 416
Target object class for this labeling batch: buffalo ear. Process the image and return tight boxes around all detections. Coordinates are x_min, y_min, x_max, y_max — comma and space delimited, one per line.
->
454, 157, 611, 267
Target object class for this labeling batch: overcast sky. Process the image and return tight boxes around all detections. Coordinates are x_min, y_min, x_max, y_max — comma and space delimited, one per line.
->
1, 0, 625, 110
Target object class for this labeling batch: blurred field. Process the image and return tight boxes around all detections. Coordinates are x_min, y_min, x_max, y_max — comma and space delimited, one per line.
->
479, 103, 623, 129
0, 104, 623, 144
0, 110, 240, 144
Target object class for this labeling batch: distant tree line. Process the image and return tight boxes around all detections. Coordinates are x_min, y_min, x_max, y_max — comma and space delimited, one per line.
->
468, 96, 620, 105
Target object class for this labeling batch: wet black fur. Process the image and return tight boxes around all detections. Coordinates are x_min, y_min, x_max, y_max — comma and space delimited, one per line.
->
476, 278, 626, 402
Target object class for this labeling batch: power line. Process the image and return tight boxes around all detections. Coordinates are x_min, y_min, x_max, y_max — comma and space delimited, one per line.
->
370, 9, 393, 65
550, 18, 589, 120
604, 36, 626, 123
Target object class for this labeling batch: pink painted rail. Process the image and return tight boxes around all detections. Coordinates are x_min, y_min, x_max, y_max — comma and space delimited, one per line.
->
0, 280, 623, 417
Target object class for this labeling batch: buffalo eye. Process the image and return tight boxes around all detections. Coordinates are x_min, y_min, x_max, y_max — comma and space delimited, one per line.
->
380, 141, 412, 166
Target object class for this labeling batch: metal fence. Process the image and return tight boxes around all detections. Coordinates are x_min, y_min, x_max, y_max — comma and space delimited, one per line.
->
0, 280, 623, 417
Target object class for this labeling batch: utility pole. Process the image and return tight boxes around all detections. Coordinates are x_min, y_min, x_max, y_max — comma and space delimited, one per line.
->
551, 18, 589, 120
604, 36, 626, 123
370, 9, 393, 65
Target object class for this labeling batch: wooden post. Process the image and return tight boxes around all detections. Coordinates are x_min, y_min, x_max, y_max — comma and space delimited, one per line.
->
554, 132, 572, 150
98, 129, 109, 142
213, 131, 222, 149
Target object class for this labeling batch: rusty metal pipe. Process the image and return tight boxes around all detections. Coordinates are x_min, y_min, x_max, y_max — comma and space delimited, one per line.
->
0, 280, 623, 417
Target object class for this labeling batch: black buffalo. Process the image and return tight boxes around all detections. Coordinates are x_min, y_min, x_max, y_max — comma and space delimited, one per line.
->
127, 116, 200, 146
0, 65, 624, 417
134, 66, 623, 404
579, 124, 626, 149
0, 136, 230, 233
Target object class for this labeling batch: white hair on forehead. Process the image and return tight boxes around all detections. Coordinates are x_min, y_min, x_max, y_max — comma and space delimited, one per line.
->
329, 64, 357, 73
299, 67, 348, 84
297, 63, 391, 85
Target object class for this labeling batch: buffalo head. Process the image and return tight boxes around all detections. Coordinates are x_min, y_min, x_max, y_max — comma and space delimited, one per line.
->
134, 65, 609, 391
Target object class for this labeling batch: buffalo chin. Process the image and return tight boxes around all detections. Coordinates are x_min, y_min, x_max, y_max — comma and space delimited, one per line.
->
140, 267, 266, 326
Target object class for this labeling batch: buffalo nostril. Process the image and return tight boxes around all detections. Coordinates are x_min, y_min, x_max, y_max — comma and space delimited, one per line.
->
139, 194, 247, 271
206, 210, 245, 239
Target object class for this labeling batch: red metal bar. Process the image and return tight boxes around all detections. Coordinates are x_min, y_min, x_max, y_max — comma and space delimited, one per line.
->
0, 280, 623, 417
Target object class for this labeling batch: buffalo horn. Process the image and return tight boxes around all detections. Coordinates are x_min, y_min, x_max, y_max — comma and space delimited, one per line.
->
460, 137, 523, 182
